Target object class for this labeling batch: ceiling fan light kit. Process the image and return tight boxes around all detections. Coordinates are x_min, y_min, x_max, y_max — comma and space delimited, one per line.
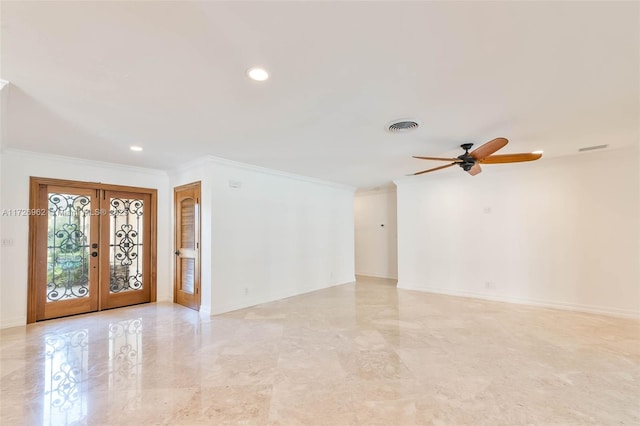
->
411, 137, 542, 176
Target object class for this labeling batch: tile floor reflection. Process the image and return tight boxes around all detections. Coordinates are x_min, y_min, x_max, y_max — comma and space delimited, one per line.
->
108, 319, 142, 390
43, 329, 89, 425
1, 277, 639, 425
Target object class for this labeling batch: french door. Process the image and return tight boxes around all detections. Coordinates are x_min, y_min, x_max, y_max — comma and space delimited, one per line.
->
28, 178, 157, 323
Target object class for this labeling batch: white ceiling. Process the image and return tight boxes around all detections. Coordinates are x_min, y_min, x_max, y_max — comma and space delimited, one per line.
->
1, 1, 638, 189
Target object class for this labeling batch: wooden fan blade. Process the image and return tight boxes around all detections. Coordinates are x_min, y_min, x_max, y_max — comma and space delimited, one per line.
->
467, 163, 482, 176
480, 152, 542, 164
470, 137, 508, 161
412, 156, 459, 162
413, 162, 457, 176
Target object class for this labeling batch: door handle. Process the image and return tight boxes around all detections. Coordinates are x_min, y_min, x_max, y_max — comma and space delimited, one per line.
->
91, 252, 98, 257
175, 250, 180, 256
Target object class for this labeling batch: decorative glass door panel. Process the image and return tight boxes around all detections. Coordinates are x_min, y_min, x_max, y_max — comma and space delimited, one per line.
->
109, 197, 144, 293
100, 191, 151, 309
47, 193, 93, 301
36, 186, 99, 320
29, 178, 157, 323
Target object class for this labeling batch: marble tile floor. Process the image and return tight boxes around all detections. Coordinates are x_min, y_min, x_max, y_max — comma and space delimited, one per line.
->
1, 277, 639, 425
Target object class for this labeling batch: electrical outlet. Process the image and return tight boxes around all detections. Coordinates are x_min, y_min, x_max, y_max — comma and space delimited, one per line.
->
485, 281, 496, 290
244, 287, 248, 296
1, 238, 14, 247
483, 207, 492, 214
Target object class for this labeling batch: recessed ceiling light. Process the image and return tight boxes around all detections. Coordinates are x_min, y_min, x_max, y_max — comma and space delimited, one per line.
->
532, 150, 544, 154
130, 146, 143, 152
247, 67, 269, 81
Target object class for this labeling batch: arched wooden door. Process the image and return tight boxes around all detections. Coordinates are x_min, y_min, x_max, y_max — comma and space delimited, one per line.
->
173, 181, 201, 311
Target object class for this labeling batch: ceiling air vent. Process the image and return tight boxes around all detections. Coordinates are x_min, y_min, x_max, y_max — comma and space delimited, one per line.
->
388, 120, 419, 133
578, 144, 608, 152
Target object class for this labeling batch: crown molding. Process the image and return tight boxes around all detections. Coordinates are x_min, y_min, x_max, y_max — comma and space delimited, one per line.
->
355, 184, 397, 197
1, 148, 168, 176
170, 155, 356, 192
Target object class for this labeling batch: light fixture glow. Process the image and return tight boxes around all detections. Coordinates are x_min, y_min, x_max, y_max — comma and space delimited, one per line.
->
532, 150, 544, 154
130, 146, 143, 152
247, 67, 269, 81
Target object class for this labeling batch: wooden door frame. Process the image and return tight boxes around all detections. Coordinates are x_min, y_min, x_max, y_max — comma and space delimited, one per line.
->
173, 181, 201, 309
27, 177, 158, 324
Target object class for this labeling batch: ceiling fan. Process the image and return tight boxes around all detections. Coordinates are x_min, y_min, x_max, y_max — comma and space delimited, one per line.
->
411, 137, 542, 176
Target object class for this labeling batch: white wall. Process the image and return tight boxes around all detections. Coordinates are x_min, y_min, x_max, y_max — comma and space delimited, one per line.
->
396, 146, 640, 318
0, 85, 6, 326
171, 157, 356, 316
0, 145, 3, 326
354, 188, 398, 279
0, 150, 171, 328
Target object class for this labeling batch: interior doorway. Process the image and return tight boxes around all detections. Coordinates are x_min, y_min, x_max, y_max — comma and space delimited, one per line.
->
173, 181, 201, 311
28, 177, 157, 322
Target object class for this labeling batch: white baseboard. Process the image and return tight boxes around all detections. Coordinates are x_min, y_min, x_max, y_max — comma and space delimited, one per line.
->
397, 283, 640, 320
356, 273, 398, 280
333, 275, 356, 286
211, 279, 354, 316
1, 317, 26, 329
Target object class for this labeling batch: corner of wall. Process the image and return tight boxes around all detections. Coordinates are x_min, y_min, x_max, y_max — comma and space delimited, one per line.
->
199, 304, 212, 317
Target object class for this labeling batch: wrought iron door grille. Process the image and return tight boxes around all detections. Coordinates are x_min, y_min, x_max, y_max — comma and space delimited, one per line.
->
109, 198, 143, 293
46, 193, 91, 302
